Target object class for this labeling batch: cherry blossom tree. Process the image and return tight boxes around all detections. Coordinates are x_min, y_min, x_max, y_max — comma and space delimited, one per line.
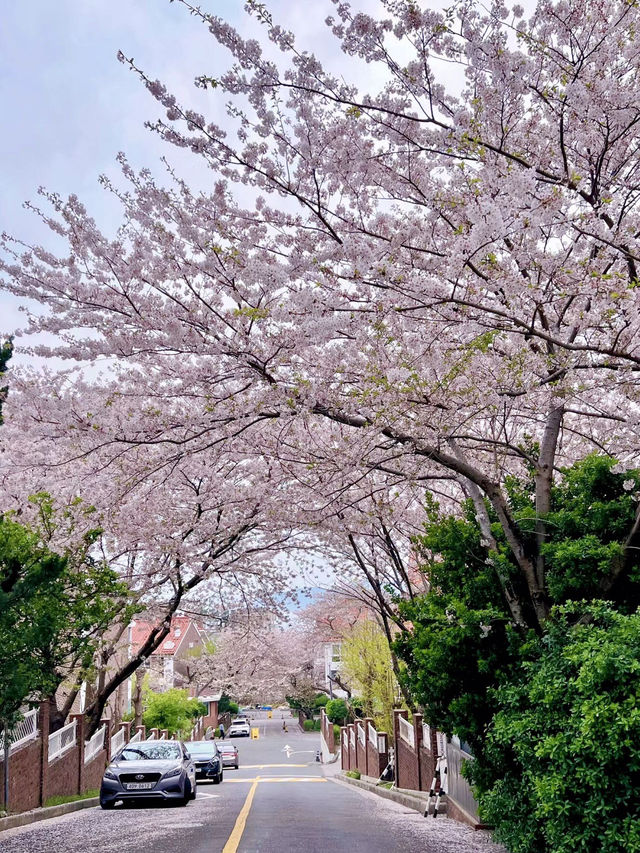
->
3, 0, 640, 644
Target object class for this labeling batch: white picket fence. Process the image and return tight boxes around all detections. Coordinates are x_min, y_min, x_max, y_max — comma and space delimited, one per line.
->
129, 730, 142, 744
146, 732, 156, 741
48, 719, 77, 762
0, 708, 39, 754
110, 727, 126, 755
84, 724, 106, 764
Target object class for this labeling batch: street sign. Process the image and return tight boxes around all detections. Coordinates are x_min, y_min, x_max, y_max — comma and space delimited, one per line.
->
251, 727, 260, 739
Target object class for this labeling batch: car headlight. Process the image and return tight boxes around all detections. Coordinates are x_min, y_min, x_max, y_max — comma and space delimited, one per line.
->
103, 769, 118, 781
162, 766, 183, 780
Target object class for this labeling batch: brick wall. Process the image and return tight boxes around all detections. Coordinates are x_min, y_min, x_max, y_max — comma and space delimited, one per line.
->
348, 723, 357, 769
340, 727, 350, 770
0, 736, 43, 813
366, 726, 388, 780
320, 710, 335, 752
0, 702, 131, 815
355, 720, 368, 776
83, 749, 108, 792
393, 710, 424, 791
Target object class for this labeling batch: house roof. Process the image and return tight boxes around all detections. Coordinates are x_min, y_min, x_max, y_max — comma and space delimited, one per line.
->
130, 615, 203, 657
198, 694, 222, 703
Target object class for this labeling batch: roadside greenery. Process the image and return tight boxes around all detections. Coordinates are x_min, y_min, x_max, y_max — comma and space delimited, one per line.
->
142, 688, 206, 738
340, 620, 399, 737
44, 789, 99, 808
218, 693, 239, 716
325, 698, 349, 726
0, 516, 68, 728
395, 455, 640, 853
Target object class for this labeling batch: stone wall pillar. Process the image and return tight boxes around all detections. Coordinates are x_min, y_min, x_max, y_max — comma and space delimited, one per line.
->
39, 701, 50, 807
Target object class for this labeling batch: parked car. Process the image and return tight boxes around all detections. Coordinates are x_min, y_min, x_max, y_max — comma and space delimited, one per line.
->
183, 740, 223, 784
217, 742, 240, 769
99, 741, 196, 809
228, 718, 251, 737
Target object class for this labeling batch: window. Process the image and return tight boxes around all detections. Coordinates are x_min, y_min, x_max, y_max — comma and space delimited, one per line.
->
331, 643, 341, 663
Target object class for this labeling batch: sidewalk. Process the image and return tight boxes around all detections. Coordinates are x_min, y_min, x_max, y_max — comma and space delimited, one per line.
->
0, 797, 98, 833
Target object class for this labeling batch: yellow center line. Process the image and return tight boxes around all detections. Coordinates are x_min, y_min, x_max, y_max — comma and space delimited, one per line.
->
221, 775, 327, 851
222, 776, 259, 853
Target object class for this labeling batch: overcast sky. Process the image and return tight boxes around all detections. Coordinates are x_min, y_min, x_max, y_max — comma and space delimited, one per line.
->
1, 1, 393, 342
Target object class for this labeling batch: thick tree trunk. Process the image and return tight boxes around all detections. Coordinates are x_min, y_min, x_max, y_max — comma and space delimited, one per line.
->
132, 671, 144, 728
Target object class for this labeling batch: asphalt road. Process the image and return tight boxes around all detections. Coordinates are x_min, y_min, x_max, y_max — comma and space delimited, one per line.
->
0, 711, 505, 853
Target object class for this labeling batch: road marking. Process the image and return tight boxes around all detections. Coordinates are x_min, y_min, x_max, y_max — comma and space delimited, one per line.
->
241, 763, 307, 769
225, 777, 328, 784
196, 792, 220, 799
222, 777, 259, 853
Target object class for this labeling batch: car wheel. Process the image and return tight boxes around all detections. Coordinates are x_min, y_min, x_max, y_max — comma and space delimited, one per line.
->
213, 772, 222, 784
234, 763, 239, 769
100, 800, 115, 811
190, 780, 197, 800
180, 780, 191, 806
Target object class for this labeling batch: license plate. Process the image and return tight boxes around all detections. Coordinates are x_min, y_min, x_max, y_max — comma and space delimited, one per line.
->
125, 782, 154, 790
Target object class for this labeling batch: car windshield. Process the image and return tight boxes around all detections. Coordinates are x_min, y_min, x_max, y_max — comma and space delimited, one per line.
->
184, 742, 217, 755
218, 744, 236, 753
231, 720, 248, 726
117, 743, 182, 761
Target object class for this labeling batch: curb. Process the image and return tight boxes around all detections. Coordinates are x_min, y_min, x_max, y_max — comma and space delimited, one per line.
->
336, 772, 439, 815
0, 797, 98, 833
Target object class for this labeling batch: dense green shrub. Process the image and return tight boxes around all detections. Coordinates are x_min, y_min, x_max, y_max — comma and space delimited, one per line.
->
142, 688, 205, 738
218, 694, 239, 715
476, 603, 640, 853
394, 457, 640, 852
303, 719, 315, 731
325, 698, 349, 725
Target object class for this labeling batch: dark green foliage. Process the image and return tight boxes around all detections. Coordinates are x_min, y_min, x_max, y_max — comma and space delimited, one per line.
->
0, 337, 12, 425
395, 456, 640, 852
478, 604, 640, 853
302, 719, 315, 731
218, 694, 239, 715
325, 698, 349, 725
0, 516, 68, 726
0, 502, 134, 728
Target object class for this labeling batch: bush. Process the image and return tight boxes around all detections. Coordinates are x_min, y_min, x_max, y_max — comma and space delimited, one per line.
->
142, 688, 205, 738
346, 770, 361, 779
313, 718, 322, 731
303, 719, 315, 731
333, 724, 341, 740
476, 604, 640, 853
218, 694, 239, 715
325, 698, 348, 725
